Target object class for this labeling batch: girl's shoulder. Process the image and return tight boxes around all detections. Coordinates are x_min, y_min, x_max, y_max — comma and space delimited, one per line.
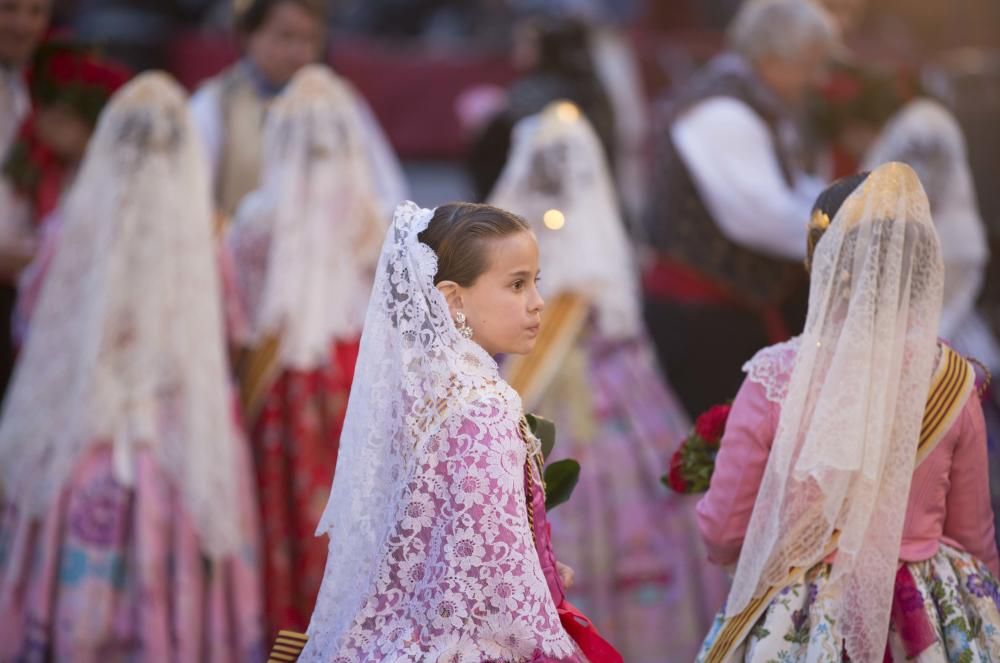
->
742, 336, 801, 405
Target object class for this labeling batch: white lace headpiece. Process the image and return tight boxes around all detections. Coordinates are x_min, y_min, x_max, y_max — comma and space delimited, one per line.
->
488, 100, 641, 340
302, 201, 579, 661
0, 72, 241, 557
727, 162, 944, 663
228, 65, 386, 369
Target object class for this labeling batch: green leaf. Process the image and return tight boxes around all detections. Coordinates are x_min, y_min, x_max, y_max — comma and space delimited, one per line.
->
525, 413, 556, 461
544, 459, 580, 511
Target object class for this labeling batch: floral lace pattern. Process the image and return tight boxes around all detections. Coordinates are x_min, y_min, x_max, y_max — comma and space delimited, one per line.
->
727, 163, 945, 662
742, 336, 802, 405
301, 201, 578, 661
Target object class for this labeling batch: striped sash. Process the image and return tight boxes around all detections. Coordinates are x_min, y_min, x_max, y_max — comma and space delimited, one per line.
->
267, 630, 309, 662
236, 333, 282, 422
917, 346, 976, 465
703, 344, 975, 663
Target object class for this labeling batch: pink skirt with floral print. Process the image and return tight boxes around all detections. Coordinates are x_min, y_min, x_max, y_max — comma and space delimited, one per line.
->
0, 445, 265, 662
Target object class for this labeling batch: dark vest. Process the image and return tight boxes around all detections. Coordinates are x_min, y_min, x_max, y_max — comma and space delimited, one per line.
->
643, 54, 806, 308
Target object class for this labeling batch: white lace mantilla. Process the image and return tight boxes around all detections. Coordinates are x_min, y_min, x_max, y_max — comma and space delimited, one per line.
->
0, 73, 241, 557
301, 201, 580, 662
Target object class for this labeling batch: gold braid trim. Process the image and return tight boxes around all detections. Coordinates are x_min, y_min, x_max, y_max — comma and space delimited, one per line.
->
524, 459, 537, 546
518, 416, 545, 546
805, 209, 831, 272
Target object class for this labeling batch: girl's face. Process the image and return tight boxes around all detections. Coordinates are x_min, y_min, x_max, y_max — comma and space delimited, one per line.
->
440, 231, 544, 357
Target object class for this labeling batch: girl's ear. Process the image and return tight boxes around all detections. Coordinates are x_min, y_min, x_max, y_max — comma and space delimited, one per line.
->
435, 280, 463, 317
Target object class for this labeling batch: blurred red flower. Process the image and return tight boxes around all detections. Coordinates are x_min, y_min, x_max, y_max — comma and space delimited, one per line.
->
666, 451, 688, 493
694, 403, 731, 446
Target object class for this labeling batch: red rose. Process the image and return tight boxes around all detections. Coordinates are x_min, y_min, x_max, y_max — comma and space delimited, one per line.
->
694, 403, 731, 446
666, 450, 688, 493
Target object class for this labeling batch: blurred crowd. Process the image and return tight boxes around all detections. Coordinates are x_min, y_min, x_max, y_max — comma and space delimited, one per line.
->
1, 0, 1000, 660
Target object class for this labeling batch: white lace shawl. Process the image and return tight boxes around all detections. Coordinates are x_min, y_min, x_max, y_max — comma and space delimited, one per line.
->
227, 65, 386, 369
488, 101, 642, 341
0, 73, 241, 557
301, 201, 581, 662
727, 163, 944, 663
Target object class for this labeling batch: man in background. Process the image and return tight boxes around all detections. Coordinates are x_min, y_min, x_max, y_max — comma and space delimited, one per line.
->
641, 0, 837, 417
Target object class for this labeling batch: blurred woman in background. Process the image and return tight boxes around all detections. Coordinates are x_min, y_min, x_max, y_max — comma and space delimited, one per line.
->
0, 72, 264, 661
226, 64, 388, 637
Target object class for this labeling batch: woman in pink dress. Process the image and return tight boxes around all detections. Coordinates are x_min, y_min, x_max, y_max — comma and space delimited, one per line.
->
225, 64, 388, 638
695, 163, 1000, 662
0, 72, 264, 661
489, 101, 727, 663
300, 200, 621, 661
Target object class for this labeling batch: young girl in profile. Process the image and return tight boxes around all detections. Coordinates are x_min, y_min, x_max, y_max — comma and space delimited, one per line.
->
490, 100, 726, 663
299, 201, 621, 662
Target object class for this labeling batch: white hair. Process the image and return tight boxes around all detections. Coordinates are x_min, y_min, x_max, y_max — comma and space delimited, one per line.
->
728, 0, 840, 63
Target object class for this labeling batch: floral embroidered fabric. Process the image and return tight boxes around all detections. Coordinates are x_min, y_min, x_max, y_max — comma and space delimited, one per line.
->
301, 201, 579, 661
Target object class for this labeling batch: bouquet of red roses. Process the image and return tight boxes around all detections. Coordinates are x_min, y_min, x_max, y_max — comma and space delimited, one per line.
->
662, 403, 731, 494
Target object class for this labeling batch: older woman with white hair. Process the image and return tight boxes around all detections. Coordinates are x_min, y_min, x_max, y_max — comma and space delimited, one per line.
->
642, 0, 838, 420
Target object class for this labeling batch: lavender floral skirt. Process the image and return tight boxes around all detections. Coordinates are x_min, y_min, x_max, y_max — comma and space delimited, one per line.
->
537, 335, 728, 663
0, 446, 265, 662
696, 544, 1000, 662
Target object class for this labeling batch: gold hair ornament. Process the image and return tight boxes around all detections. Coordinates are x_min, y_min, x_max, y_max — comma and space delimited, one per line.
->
809, 209, 831, 232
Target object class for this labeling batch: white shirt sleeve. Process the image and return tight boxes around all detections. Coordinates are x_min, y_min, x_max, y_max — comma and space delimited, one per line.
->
671, 97, 823, 260
188, 83, 223, 185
